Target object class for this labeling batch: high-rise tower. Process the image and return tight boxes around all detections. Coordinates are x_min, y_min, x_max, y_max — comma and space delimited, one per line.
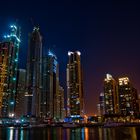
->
118, 77, 139, 116
104, 74, 119, 115
15, 69, 26, 118
56, 85, 65, 120
67, 51, 84, 117
26, 27, 42, 117
0, 25, 20, 117
97, 93, 105, 116
42, 50, 59, 119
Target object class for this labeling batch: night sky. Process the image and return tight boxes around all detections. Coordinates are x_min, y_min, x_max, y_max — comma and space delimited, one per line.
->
0, 0, 140, 115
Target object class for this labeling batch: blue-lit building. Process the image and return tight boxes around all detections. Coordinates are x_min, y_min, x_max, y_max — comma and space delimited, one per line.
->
0, 25, 20, 117
42, 50, 60, 120
26, 27, 42, 117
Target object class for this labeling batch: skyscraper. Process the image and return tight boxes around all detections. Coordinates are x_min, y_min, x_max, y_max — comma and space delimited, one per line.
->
26, 27, 42, 117
55, 86, 65, 120
0, 25, 20, 117
67, 51, 84, 117
42, 50, 59, 119
118, 77, 139, 116
104, 74, 119, 115
15, 69, 26, 118
97, 93, 105, 116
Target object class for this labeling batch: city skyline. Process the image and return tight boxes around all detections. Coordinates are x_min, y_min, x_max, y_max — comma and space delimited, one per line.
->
0, 0, 140, 115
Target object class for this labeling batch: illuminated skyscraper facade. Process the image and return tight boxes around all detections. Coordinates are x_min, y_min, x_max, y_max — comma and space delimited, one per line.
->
118, 77, 139, 116
0, 25, 20, 117
67, 51, 84, 117
102, 74, 139, 117
42, 50, 59, 119
104, 74, 119, 115
26, 27, 42, 117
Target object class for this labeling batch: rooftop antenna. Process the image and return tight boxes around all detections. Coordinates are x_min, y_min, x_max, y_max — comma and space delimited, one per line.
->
30, 17, 40, 29
15, 19, 21, 39
48, 45, 55, 53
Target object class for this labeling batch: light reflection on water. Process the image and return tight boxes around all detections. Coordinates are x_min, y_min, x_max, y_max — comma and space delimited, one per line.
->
0, 126, 139, 140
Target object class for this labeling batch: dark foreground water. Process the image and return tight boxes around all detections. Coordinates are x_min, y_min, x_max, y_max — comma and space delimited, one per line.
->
0, 126, 140, 140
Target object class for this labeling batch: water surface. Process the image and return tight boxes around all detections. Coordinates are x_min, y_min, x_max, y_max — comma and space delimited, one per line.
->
0, 126, 140, 140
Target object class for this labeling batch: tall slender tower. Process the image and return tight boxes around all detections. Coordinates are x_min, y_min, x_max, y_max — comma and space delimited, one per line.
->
104, 74, 119, 115
26, 27, 42, 117
0, 25, 20, 117
56, 85, 65, 120
67, 51, 84, 118
42, 50, 59, 119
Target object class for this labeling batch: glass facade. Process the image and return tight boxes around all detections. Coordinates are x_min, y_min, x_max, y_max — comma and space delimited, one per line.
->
42, 51, 60, 120
67, 51, 84, 117
26, 27, 42, 117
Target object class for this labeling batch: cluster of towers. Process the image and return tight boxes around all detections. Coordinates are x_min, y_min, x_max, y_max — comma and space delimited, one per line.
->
0, 25, 84, 121
97, 74, 139, 119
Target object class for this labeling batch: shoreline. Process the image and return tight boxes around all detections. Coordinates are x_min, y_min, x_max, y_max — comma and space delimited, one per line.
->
0, 122, 140, 129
